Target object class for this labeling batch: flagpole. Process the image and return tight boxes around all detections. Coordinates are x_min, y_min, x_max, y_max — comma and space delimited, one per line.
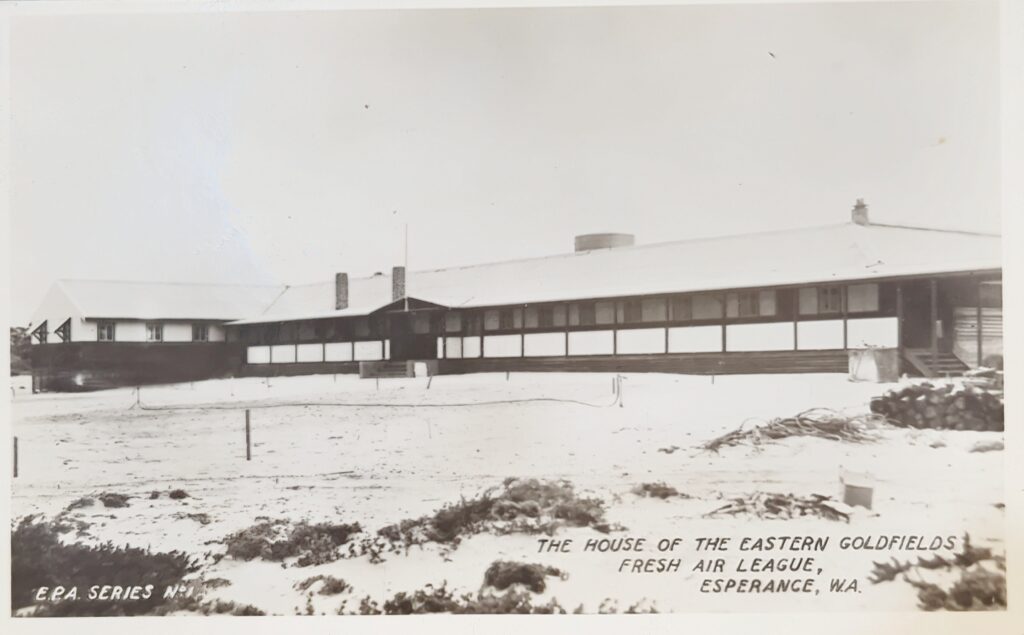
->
404, 223, 409, 312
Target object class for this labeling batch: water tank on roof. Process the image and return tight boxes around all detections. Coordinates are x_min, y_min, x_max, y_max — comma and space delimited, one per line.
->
574, 233, 635, 252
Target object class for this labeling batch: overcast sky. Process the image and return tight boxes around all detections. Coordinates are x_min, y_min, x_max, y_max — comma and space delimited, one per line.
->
9, 1, 1000, 325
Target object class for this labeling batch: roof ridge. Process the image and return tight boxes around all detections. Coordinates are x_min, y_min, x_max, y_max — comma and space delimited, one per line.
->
289, 222, 849, 286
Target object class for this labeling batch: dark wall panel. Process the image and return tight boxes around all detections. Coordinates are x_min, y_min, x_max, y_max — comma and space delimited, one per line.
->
31, 343, 246, 392
437, 351, 849, 376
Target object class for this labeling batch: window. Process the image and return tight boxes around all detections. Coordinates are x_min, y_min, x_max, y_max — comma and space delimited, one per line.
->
570, 302, 596, 326
98, 321, 116, 342
671, 297, 693, 321
846, 284, 879, 313
146, 323, 163, 342
726, 291, 777, 318
620, 300, 643, 323
800, 286, 847, 315
192, 324, 209, 342
538, 306, 555, 328
818, 286, 843, 314
641, 298, 667, 322
498, 309, 517, 330
595, 301, 616, 325
693, 294, 723, 320
445, 312, 462, 333
738, 292, 759, 317
727, 292, 760, 318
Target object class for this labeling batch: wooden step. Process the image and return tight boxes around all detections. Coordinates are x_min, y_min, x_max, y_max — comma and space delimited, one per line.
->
903, 349, 970, 378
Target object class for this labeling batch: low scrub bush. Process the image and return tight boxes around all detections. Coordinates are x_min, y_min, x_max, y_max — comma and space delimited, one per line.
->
98, 493, 130, 508
11, 517, 197, 616
377, 478, 613, 552
483, 561, 564, 593
224, 519, 361, 567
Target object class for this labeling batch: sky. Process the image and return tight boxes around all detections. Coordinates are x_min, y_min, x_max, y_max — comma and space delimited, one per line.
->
8, 1, 1001, 325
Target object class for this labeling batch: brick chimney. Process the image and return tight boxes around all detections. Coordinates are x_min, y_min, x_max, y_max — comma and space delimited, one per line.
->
851, 199, 869, 225
392, 266, 406, 302
334, 272, 349, 310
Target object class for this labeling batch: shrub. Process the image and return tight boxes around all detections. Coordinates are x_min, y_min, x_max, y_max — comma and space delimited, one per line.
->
632, 482, 684, 499
376, 478, 613, 551
483, 561, 564, 593
377, 582, 567, 615
65, 497, 95, 511
98, 493, 130, 508
169, 489, 189, 500
11, 517, 197, 616
224, 519, 361, 567
295, 575, 350, 595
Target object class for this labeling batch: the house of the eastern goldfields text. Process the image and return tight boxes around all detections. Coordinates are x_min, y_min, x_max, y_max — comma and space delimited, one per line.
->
27, 201, 1003, 391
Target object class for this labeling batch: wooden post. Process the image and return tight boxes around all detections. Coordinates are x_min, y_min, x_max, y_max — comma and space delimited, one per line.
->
245, 410, 251, 461
13, 436, 18, 478
896, 282, 904, 349
792, 290, 799, 351
842, 285, 849, 350
930, 279, 938, 368
976, 279, 984, 367
721, 294, 728, 352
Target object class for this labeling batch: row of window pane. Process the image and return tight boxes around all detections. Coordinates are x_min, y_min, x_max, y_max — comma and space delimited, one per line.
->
798, 284, 879, 315
95, 322, 211, 342
462, 285, 878, 331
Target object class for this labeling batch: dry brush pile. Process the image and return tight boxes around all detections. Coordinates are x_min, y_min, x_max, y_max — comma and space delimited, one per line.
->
869, 382, 1004, 431
706, 492, 851, 522
701, 408, 884, 452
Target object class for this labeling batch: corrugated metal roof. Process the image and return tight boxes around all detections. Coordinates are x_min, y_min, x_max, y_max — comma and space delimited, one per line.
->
54, 279, 286, 321
229, 222, 1001, 325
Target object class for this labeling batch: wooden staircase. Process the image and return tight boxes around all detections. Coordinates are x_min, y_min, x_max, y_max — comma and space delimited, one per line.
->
359, 360, 412, 379
903, 349, 970, 378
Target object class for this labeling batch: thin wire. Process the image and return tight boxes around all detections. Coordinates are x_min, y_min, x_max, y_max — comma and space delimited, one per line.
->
136, 393, 620, 412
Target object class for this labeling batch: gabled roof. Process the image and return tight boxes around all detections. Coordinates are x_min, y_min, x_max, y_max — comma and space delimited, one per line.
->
229, 222, 1001, 325
48, 279, 286, 321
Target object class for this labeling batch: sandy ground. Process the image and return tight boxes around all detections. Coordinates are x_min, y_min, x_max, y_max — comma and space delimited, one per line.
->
9, 371, 1005, 614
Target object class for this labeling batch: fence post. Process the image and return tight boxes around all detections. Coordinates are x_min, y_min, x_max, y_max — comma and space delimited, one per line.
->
245, 410, 252, 461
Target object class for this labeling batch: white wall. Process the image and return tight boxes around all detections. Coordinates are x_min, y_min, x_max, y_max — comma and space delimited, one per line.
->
247, 346, 270, 364
483, 334, 522, 358
444, 336, 464, 359
667, 325, 721, 353
208, 325, 226, 342
116, 321, 147, 342
726, 322, 793, 351
847, 317, 898, 348
163, 323, 192, 342
355, 341, 384, 361
568, 330, 614, 356
270, 344, 296, 363
797, 319, 844, 350
296, 343, 324, 363
616, 328, 665, 355
524, 332, 566, 357
462, 336, 481, 358
75, 319, 98, 342
324, 342, 354, 362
